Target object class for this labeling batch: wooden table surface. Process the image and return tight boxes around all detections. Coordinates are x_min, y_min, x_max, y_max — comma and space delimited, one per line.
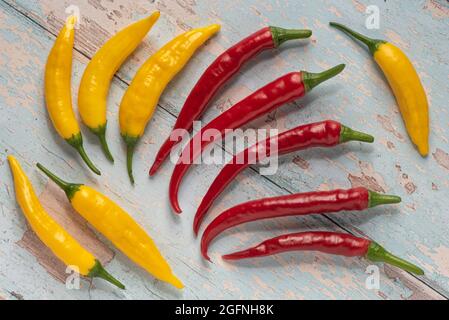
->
0, 0, 448, 300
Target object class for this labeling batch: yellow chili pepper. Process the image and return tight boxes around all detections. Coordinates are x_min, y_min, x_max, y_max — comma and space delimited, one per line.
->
36, 163, 184, 289
45, 16, 100, 174
119, 24, 221, 183
330, 22, 429, 156
8, 155, 124, 289
78, 12, 160, 162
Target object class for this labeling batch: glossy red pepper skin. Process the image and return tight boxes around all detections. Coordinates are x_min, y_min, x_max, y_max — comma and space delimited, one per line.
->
149, 27, 311, 176
150, 28, 275, 175
201, 187, 372, 260
193, 120, 342, 234
168, 63, 345, 213
222, 232, 371, 260
222, 230, 425, 275
169, 72, 306, 213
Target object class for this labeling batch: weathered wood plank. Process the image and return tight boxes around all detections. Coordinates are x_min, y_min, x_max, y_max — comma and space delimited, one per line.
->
0, 0, 448, 299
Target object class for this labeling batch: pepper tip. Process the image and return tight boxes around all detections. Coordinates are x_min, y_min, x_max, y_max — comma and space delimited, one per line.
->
148, 161, 158, 176
152, 11, 161, 19
174, 206, 182, 214
66, 15, 77, 28
193, 224, 199, 237
170, 195, 183, 214
417, 144, 429, 157
168, 275, 184, 289
201, 250, 212, 262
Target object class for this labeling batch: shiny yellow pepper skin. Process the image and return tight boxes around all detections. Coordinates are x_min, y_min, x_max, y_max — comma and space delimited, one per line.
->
45, 16, 100, 175
119, 24, 221, 183
329, 22, 429, 156
78, 12, 160, 162
8, 155, 124, 289
36, 163, 184, 289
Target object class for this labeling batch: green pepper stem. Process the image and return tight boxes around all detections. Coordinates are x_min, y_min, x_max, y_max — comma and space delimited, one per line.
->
339, 125, 374, 143
66, 133, 101, 175
302, 64, 345, 92
91, 124, 114, 163
366, 242, 424, 275
99, 133, 114, 163
89, 260, 125, 290
36, 163, 80, 200
329, 22, 385, 55
368, 190, 401, 208
269, 26, 312, 47
76, 144, 101, 175
122, 135, 139, 185
127, 144, 135, 185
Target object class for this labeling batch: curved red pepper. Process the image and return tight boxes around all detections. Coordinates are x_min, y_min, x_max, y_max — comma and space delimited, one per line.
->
200, 187, 401, 260
225, 231, 371, 258
222, 231, 424, 275
169, 64, 345, 213
193, 120, 374, 234
149, 26, 312, 176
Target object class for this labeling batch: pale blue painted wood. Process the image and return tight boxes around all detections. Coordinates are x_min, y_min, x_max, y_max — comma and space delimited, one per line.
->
0, 0, 448, 299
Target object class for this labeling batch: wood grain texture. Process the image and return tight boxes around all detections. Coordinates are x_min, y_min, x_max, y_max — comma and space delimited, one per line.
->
0, 0, 448, 299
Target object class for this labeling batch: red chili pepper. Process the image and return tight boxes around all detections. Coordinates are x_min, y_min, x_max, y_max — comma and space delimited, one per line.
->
193, 120, 374, 234
169, 64, 345, 213
200, 187, 401, 260
149, 26, 312, 176
222, 231, 424, 275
